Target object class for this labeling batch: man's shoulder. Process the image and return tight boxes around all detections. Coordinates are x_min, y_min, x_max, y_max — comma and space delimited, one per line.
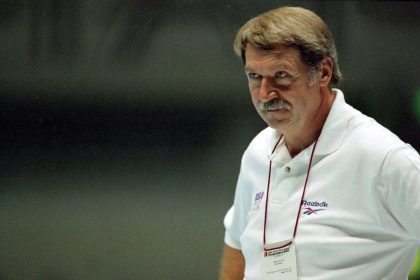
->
331, 89, 405, 152
344, 109, 407, 157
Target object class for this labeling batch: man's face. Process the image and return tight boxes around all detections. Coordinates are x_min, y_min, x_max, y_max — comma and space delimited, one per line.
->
244, 44, 324, 134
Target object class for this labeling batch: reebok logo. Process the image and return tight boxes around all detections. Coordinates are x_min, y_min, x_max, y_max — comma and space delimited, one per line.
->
301, 200, 328, 216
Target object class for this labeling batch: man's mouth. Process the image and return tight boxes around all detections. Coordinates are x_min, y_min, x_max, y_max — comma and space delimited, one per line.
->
258, 99, 292, 112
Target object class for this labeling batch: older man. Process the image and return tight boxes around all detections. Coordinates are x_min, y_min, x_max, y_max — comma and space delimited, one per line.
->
220, 6, 420, 280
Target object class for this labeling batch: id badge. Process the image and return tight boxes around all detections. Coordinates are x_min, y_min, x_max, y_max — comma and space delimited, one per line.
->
261, 239, 297, 280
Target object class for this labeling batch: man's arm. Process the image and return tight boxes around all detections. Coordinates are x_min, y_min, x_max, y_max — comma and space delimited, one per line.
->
219, 245, 245, 280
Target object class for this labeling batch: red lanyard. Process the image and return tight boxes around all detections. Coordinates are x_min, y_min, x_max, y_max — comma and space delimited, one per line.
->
263, 135, 319, 251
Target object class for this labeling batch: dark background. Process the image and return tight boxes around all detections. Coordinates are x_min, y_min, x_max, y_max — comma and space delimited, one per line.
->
1, 1, 419, 279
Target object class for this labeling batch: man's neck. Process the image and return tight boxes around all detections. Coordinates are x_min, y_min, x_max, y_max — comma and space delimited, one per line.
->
284, 89, 336, 157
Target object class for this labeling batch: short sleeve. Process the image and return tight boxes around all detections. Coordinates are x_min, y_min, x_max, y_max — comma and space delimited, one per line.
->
224, 206, 242, 249
375, 144, 420, 241
223, 156, 254, 250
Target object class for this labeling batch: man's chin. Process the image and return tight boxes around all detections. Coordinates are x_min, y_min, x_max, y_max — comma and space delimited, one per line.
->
264, 119, 289, 132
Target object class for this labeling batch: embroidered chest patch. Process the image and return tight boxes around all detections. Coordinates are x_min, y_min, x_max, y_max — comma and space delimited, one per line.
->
252, 191, 264, 211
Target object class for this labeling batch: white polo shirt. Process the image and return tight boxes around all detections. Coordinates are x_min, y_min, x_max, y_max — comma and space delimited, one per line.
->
224, 89, 420, 280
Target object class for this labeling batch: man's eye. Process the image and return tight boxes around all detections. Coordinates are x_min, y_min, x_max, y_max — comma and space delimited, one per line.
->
275, 71, 288, 79
275, 71, 293, 86
247, 73, 261, 80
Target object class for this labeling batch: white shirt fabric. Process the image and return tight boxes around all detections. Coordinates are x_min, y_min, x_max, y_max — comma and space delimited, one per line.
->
224, 89, 420, 280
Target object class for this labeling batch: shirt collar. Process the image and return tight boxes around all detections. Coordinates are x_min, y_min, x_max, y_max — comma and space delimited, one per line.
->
267, 88, 350, 159
315, 88, 350, 155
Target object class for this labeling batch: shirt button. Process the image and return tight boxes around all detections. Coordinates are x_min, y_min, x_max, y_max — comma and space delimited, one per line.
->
285, 166, 291, 173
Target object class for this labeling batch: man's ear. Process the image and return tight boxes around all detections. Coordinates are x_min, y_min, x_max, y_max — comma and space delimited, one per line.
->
319, 57, 333, 87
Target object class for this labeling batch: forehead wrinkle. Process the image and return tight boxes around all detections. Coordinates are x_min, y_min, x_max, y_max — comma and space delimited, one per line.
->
245, 49, 310, 81
245, 58, 298, 76
245, 47, 301, 73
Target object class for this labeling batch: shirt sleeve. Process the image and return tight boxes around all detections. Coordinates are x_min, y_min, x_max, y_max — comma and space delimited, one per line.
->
375, 144, 420, 241
224, 157, 253, 250
224, 206, 241, 249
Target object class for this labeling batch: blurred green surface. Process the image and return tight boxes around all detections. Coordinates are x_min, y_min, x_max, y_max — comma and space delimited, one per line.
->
410, 249, 420, 279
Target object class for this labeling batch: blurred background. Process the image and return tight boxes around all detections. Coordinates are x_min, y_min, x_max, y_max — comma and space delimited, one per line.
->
0, 1, 419, 279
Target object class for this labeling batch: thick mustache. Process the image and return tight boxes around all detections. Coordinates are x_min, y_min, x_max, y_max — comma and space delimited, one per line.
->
257, 99, 292, 111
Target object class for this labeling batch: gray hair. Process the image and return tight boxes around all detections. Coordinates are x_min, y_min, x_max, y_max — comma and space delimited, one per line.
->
233, 6, 342, 85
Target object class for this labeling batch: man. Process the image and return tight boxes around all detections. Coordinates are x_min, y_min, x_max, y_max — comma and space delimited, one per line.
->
220, 6, 420, 280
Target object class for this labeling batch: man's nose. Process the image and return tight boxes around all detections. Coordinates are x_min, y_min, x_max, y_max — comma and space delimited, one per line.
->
259, 77, 278, 102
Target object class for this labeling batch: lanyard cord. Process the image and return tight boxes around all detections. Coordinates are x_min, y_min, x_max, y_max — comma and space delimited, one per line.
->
263, 135, 283, 247
263, 135, 319, 250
